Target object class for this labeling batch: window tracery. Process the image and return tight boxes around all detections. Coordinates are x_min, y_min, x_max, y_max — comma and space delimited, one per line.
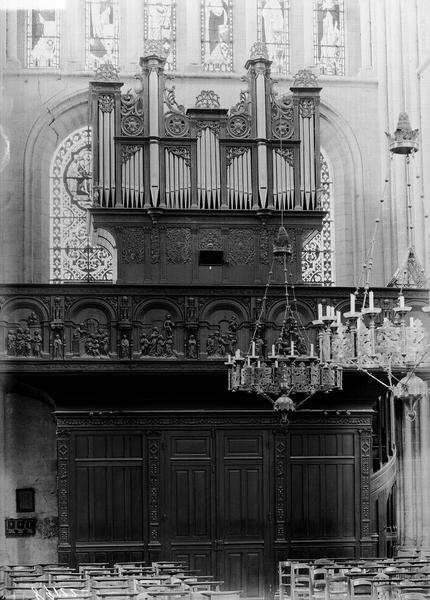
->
50, 127, 113, 283
313, 0, 345, 76
257, 0, 289, 75
302, 152, 335, 285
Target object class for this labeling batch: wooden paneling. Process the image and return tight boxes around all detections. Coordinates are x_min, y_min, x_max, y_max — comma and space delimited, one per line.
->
169, 464, 212, 540
72, 433, 145, 563
287, 429, 359, 559
64, 416, 371, 593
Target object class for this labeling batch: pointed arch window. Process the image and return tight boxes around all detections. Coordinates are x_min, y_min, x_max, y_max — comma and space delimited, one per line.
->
313, 0, 345, 76
201, 0, 233, 72
50, 127, 114, 283
302, 151, 335, 285
26, 9, 60, 68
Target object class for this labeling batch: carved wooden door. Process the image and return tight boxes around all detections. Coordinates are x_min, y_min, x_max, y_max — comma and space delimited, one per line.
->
165, 429, 271, 600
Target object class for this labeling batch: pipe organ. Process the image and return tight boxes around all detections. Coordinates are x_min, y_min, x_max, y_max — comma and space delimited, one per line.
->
90, 43, 323, 214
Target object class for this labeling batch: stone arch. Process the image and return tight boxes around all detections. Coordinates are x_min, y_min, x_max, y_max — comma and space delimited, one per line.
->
319, 100, 372, 286
134, 298, 183, 323
199, 299, 249, 324
0, 298, 50, 323
66, 298, 116, 323
23, 89, 90, 282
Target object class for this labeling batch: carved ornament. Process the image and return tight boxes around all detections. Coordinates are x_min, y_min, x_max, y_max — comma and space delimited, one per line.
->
292, 69, 319, 88
150, 228, 160, 264
94, 62, 120, 82
249, 41, 270, 61
199, 229, 222, 250
195, 90, 221, 109
121, 90, 144, 136
143, 39, 169, 60
168, 146, 191, 167
121, 145, 141, 164
227, 229, 255, 265
166, 228, 192, 264
98, 94, 115, 113
121, 228, 145, 264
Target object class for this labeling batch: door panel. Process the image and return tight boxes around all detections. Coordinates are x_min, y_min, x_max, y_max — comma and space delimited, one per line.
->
217, 432, 268, 599
221, 549, 265, 597
287, 430, 358, 558
166, 432, 215, 575
72, 433, 145, 563
170, 463, 212, 540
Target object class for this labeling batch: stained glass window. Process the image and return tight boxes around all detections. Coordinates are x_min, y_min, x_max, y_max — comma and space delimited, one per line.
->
26, 9, 60, 68
313, 0, 345, 76
50, 128, 113, 283
302, 152, 335, 285
201, 0, 233, 72
85, 0, 119, 71
257, 0, 289, 75
144, 0, 176, 71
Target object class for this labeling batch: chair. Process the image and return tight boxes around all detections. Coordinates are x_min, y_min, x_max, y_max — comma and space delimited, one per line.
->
325, 575, 349, 600
312, 568, 327, 600
279, 562, 292, 600
293, 564, 313, 600
350, 578, 373, 600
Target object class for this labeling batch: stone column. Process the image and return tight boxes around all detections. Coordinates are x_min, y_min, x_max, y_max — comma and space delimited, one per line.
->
359, 0, 372, 72
64, 0, 83, 70
396, 380, 430, 555
0, 385, 6, 564
6, 10, 19, 67
418, 380, 430, 553
302, 0, 314, 69
386, 0, 409, 275
396, 402, 419, 554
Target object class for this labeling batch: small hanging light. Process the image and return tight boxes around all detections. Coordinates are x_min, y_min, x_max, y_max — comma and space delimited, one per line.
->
393, 369, 428, 421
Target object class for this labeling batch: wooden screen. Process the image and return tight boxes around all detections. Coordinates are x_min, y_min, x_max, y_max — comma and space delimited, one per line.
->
59, 413, 373, 596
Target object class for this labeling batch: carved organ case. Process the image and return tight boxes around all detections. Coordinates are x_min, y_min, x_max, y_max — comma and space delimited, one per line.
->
89, 45, 326, 285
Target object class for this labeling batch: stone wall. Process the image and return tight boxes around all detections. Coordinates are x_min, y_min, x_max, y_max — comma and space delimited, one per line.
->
0, 390, 57, 565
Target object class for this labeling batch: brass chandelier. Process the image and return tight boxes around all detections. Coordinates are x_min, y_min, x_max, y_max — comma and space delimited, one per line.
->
226, 225, 343, 423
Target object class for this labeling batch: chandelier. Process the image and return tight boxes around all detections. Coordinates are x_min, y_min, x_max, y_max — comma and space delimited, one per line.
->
226, 112, 430, 424
226, 226, 343, 423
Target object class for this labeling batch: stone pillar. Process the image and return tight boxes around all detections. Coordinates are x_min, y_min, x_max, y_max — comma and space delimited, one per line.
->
386, 0, 409, 275
373, 0, 394, 282
302, 0, 314, 68
396, 402, 419, 554
0, 385, 6, 564
418, 380, 430, 553
6, 10, 19, 67
396, 379, 430, 555
359, 0, 372, 72
64, 0, 83, 71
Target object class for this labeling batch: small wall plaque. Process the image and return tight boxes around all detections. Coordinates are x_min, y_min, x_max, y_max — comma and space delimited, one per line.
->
16, 488, 35, 513
5, 518, 37, 537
